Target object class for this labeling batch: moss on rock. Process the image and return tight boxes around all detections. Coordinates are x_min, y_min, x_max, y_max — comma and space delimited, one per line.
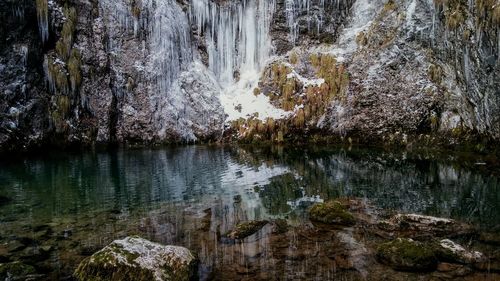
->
308, 201, 355, 226
74, 236, 197, 281
225, 220, 269, 239
376, 238, 438, 271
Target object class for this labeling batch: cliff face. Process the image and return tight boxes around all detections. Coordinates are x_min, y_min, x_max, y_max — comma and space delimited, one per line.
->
0, 0, 498, 152
323, 0, 500, 148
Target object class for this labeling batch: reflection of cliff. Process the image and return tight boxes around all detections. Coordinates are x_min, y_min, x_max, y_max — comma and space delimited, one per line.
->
0, 145, 498, 227
232, 146, 500, 227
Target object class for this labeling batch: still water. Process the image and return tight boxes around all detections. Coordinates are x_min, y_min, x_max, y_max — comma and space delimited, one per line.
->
0, 145, 499, 279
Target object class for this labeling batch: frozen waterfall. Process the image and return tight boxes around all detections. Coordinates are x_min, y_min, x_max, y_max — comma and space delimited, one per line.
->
98, 0, 193, 95
190, 0, 276, 86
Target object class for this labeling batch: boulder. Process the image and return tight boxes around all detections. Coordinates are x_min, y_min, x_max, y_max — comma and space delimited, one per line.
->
74, 236, 197, 281
437, 239, 484, 264
308, 201, 355, 226
379, 214, 475, 238
376, 238, 438, 271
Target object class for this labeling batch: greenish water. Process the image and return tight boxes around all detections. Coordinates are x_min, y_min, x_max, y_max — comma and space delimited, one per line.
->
0, 145, 499, 279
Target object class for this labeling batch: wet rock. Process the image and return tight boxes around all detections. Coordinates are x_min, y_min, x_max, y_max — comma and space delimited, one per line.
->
473, 250, 500, 273
225, 221, 268, 240
308, 201, 355, 226
380, 214, 475, 238
0, 261, 36, 280
271, 219, 289, 234
199, 208, 212, 232
434, 263, 473, 278
19, 246, 51, 262
74, 236, 197, 281
233, 195, 242, 204
376, 238, 438, 271
437, 239, 484, 264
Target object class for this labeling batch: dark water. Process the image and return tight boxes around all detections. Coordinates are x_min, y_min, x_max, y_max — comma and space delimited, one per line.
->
0, 145, 499, 279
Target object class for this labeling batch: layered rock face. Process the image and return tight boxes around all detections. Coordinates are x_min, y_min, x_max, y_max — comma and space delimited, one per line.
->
0, 0, 498, 151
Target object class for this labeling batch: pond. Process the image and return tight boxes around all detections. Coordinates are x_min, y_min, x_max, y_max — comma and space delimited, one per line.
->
0, 145, 499, 280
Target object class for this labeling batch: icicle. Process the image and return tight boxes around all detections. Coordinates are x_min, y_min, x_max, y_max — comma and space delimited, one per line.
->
189, 0, 276, 85
99, 0, 193, 95
36, 0, 49, 43
21, 45, 28, 66
146, 0, 193, 94
464, 45, 471, 86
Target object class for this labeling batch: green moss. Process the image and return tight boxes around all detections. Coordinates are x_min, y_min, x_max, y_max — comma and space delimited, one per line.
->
225, 220, 269, 239
74, 242, 178, 281
308, 201, 355, 226
68, 49, 82, 92
376, 238, 438, 271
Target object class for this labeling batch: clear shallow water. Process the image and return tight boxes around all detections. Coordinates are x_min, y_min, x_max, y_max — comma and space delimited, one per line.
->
0, 145, 499, 279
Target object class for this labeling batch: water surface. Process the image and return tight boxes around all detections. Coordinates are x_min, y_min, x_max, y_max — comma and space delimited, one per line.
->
0, 145, 499, 279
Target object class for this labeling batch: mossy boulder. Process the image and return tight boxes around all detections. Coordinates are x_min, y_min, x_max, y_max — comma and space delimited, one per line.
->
0, 261, 36, 280
225, 220, 268, 239
308, 201, 355, 226
74, 236, 197, 281
376, 238, 438, 271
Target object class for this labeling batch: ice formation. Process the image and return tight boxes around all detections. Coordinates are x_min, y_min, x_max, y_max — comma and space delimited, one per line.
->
36, 0, 49, 43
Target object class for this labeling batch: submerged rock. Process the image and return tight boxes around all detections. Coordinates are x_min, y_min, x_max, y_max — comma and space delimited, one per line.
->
74, 236, 197, 281
271, 219, 289, 234
376, 238, 438, 271
225, 221, 268, 240
0, 261, 36, 280
308, 201, 355, 226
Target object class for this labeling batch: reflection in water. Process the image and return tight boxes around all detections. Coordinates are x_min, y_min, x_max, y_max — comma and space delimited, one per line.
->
0, 145, 499, 280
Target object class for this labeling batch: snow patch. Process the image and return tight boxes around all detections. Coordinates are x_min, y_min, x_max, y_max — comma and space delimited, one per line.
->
220, 69, 290, 121
287, 70, 325, 87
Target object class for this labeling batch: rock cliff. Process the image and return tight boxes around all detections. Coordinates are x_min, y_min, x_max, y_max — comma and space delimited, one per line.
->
0, 0, 498, 152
